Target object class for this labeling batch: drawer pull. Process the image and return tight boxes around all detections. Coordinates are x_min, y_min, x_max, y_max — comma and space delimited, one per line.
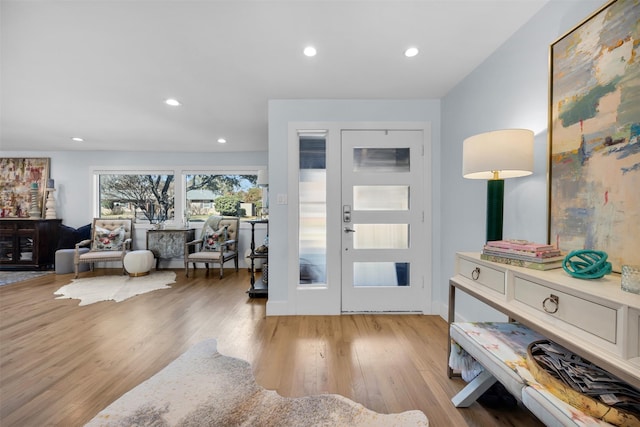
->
543, 294, 559, 314
471, 267, 480, 280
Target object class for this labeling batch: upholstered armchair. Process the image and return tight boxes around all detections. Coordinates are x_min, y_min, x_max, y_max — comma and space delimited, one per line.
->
184, 216, 239, 279
74, 218, 133, 278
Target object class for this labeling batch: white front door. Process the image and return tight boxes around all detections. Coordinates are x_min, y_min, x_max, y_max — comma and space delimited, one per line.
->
340, 130, 425, 312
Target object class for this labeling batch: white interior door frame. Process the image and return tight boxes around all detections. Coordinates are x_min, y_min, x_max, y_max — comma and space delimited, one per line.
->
287, 121, 432, 315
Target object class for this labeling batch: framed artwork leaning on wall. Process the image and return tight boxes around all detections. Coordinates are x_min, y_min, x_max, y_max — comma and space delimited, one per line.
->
548, 0, 640, 273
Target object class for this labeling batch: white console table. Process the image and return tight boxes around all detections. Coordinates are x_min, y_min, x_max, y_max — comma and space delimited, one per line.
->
447, 253, 640, 425
448, 252, 640, 390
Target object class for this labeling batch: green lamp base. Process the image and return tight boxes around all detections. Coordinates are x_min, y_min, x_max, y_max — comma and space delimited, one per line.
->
486, 179, 504, 242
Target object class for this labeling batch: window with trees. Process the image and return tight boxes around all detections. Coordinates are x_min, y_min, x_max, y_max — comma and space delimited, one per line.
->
99, 173, 175, 224
185, 173, 262, 221
96, 169, 264, 224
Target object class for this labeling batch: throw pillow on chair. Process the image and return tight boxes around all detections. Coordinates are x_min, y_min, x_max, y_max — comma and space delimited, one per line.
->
203, 225, 228, 251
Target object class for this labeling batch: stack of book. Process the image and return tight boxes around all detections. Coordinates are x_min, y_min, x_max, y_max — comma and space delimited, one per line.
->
481, 239, 564, 270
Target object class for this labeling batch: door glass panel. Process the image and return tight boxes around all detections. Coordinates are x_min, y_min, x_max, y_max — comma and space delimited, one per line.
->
353, 185, 409, 210
353, 262, 410, 287
299, 134, 327, 285
353, 147, 410, 172
353, 224, 409, 249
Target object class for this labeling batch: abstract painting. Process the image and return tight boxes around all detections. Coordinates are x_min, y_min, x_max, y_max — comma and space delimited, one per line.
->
0, 158, 50, 218
549, 0, 640, 273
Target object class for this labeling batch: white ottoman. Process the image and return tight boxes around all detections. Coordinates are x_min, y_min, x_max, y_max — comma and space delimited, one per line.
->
124, 250, 155, 277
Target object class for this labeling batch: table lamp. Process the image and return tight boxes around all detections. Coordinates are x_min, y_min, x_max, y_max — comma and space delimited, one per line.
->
462, 129, 534, 242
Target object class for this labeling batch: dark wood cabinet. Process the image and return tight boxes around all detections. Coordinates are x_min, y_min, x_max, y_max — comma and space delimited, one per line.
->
0, 219, 62, 270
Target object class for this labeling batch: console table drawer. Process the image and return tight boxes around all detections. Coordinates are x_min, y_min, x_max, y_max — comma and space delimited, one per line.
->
458, 257, 505, 294
513, 276, 617, 344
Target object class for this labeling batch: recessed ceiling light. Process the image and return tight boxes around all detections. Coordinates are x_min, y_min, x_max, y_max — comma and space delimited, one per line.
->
165, 98, 181, 106
217, 138, 227, 144
303, 46, 317, 57
404, 47, 419, 57
71, 137, 84, 142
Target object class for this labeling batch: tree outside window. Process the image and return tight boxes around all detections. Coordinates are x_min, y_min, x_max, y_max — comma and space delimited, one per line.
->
99, 174, 175, 224
97, 172, 262, 224
185, 174, 261, 221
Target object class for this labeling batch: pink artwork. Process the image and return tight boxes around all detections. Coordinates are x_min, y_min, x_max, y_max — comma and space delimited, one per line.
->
0, 158, 50, 218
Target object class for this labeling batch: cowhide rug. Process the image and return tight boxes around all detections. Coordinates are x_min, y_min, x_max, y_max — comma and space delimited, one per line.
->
86, 339, 429, 427
54, 271, 175, 306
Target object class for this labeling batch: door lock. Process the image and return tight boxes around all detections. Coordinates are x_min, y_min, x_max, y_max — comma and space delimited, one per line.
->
344, 227, 356, 233
343, 205, 351, 223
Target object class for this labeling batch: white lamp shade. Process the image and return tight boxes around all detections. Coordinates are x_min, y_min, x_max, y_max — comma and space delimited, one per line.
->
462, 129, 534, 179
257, 169, 268, 186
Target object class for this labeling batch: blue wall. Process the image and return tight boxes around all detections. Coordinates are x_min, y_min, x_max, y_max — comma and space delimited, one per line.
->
440, 0, 605, 320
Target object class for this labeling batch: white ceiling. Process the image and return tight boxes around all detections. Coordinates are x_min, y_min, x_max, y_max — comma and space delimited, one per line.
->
0, 0, 549, 153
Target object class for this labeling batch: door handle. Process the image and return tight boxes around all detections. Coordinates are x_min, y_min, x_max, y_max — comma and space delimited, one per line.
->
344, 227, 356, 233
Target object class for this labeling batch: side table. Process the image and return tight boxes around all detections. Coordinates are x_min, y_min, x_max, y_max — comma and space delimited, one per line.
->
248, 219, 268, 298
146, 228, 195, 269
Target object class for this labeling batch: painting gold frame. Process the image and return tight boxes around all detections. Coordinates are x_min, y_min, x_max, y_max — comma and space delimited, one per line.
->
548, 0, 639, 273
0, 158, 50, 218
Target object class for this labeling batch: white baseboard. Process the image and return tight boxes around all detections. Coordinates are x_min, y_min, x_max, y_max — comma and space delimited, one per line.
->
266, 299, 292, 316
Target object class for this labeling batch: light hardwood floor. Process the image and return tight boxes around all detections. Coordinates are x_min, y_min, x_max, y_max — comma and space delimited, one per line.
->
0, 269, 543, 427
